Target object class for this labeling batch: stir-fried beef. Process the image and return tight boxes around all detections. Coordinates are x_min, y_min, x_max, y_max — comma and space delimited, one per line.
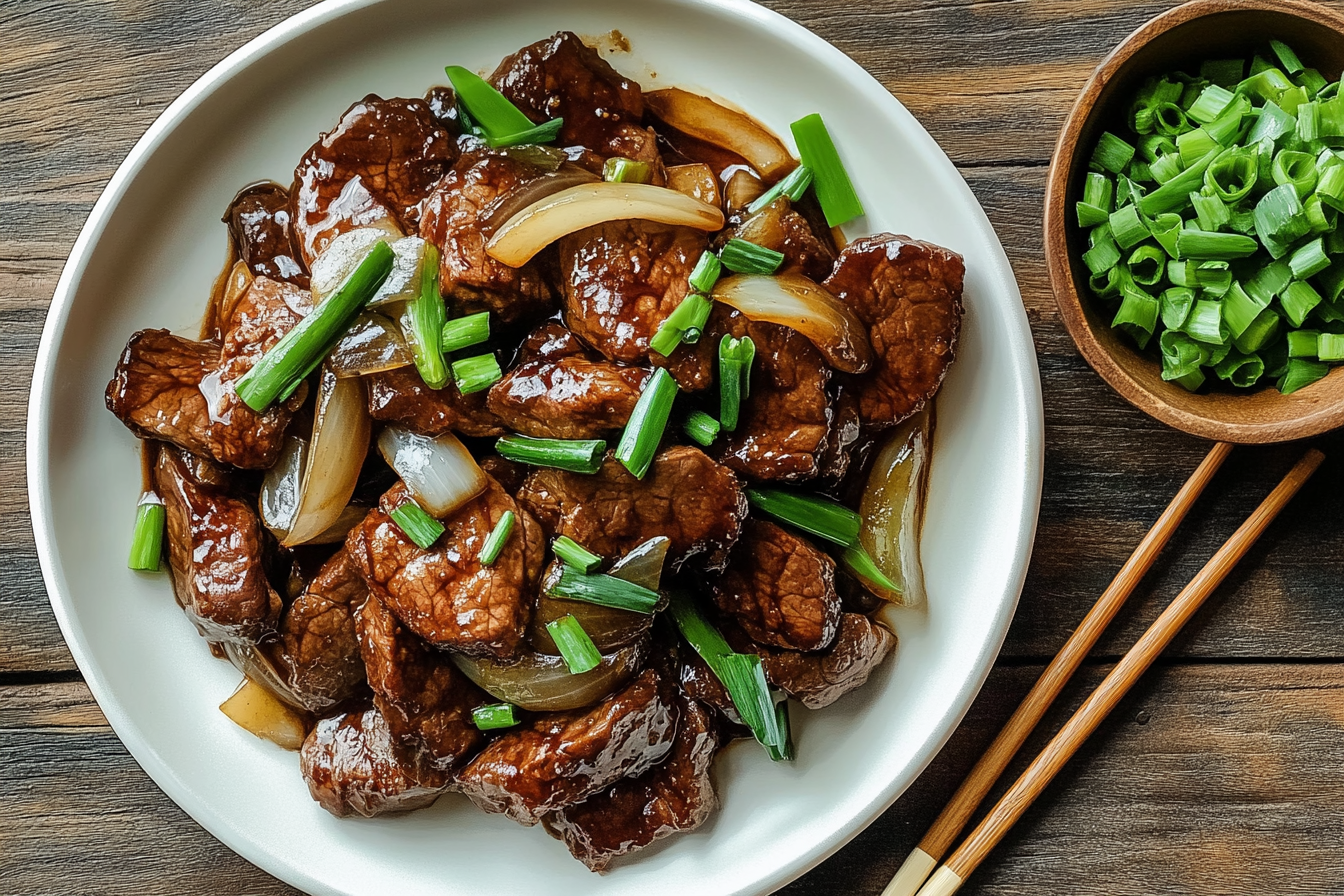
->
291, 95, 457, 264
711, 520, 841, 652
823, 235, 964, 430
154, 446, 282, 644
516, 321, 591, 364
365, 366, 505, 438
518, 446, 747, 574
478, 454, 528, 496
301, 707, 451, 818
423, 85, 463, 136
223, 182, 309, 287
267, 548, 369, 713
757, 613, 896, 709
544, 695, 719, 870
486, 357, 650, 440
489, 31, 658, 163
816, 385, 861, 487
713, 314, 833, 482
678, 650, 742, 726
559, 220, 712, 390
455, 668, 677, 825
357, 593, 488, 771
346, 478, 545, 659
722, 198, 835, 282
419, 150, 554, 324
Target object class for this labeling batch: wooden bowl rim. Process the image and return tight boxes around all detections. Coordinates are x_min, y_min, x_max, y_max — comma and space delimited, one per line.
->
1045, 0, 1344, 444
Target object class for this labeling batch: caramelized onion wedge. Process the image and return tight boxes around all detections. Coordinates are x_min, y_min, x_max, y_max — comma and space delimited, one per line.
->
485, 183, 725, 267
260, 435, 306, 539
712, 274, 874, 373
479, 165, 602, 235
645, 87, 797, 180
377, 426, 487, 518
855, 410, 930, 607
284, 367, 370, 546
449, 639, 649, 711
328, 312, 413, 377
607, 536, 670, 591
529, 596, 651, 655
219, 677, 308, 750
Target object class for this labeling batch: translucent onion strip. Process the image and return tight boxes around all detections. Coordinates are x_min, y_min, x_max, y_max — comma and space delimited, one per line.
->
645, 87, 797, 180
854, 410, 931, 607
449, 639, 649, 711
712, 273, 874, 373
284, 367, 371, 546
485, 183, 725, 267
377, 426, 488, 518
327, 312, 413, 377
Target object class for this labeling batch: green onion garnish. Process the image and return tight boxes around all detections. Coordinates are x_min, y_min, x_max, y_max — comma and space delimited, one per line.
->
445, 65, 563, 148
451, 352, 502, 395
745, 487, 861, 546
1174, 229, 1259, 260
403, 243, 449, 389
128, 494, 165, 571
1319, 333, 1344, 361
471, 703, 520, 730
477, 510, 516, 566
719, 238, 785, 275
552, 535, 602, 574
236, 241, 394, 411
547, 565, 660, 614
602, 157, 652, 184
747, 165, 814, 214
546, 615, 602, 674
390, 500, 445, 550
441, 311, 491, 353
842, 543, 902, 595
790, 113, 864, 227
1090, 131, 1136, 174
718, 335, 756, 431
1279, 357, 1329, 393
649, 293, 714, 356
614, 367, 678, 480
682, 410, 720, 447
688, 250, 723, 294
495, 435, 606, 474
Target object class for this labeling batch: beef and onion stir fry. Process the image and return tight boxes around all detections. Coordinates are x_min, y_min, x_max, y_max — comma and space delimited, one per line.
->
107, 31, 963, 870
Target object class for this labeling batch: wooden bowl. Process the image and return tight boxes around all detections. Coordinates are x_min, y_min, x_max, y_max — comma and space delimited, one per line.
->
1045, 0, 1344, 443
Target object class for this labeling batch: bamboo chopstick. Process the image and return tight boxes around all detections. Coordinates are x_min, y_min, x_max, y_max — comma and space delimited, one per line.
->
882, 440, 1234, 896
911, 448, 1325, 896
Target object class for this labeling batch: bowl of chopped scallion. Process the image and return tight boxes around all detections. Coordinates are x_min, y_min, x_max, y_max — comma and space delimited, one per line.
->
1046, 0, 1344, 443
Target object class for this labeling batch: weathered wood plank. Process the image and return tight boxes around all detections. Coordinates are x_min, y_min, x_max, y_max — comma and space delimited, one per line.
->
3, 664, 1343, 894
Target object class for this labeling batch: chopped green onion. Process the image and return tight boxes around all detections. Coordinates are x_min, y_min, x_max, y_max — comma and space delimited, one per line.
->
477, 510, 516, 565
842, 543, 902, 595
614, 367, 678, 480
445, 65, 562, 147
495, 435, 605, 474
1160, 287, 1195, 330
1138, 149, 1218, 215
1271, 39, 1305, 75
1112, 286, 1159, 337
603, 157, 653, 184
451, 353, 502, 395
1148, 213, 1183, 257
547, 565, 660, 614
1160, 330, 1209, 381
719, 238, 785, 275
1212, 349, 1264, 387
745, 487, 861, 546
236, 241, 394, 411
1176, 128, 1219, 167
747, 165, 814, 214
688, 250, 723, 294
1149, 152, 1185, 184
390, 500, 445, 550
1288, 237, 1331, 280
1281, 279, 1324, 326
1248, 101, 1296, 145
1187, 85, 1236, 125
1202, 59, 1244, 88
1317, 160, 1344, 210
552, 535, 602, 574
1244, 259, 1293, 305
718, 334, 756, 431
1092, 131, 1137, 173
1254, 183, 1310, 256
1318, 332, 1344, 361
682, 409, 721, 447
1273, 149, 1319, 197
1082, 232, 1123, 276
128, 494, 165, 571
404, 243, 449, 389
1278, 357, 1329, 393
1206, 96, 1252, 145
1182, 298, 1227, 344
441, 311, 491, 353
1076, 201, 1109, 228
649, 293, 714, 356
471, 703, 519, 730
1204, 145, 1259, 202
1139, 134, 1178, 162
1084, 172, 1114, 211
547, 615, 602, 674
1232, 307, 1281, 354
1296, 68, 1329, 97
1222, 282, 1266, 339
1288, 329, 1321, 357
1108, 204, 1149, 250
489, 118, 565, 149
790, 113, 864, 227
1188, 191, 1230, 232
1174, 229, 1259, 259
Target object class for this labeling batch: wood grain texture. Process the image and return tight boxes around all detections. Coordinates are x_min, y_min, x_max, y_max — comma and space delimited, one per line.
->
4, 0, 1344, 893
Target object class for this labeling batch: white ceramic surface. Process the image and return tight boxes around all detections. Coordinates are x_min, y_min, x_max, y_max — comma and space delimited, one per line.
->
26, 1, 1043, 894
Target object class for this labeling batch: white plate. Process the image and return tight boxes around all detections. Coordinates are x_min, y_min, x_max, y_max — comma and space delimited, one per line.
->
27, 1, 1043, 893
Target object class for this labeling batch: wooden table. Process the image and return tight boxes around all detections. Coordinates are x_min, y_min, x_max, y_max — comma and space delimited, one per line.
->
5, 0, 1344, 892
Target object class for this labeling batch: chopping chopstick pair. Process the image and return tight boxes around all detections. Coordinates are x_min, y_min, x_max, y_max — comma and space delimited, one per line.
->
884, 443, 1325, 896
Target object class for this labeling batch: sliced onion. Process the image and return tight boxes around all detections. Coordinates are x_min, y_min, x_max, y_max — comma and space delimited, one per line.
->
712, 273, 874, 374
218, 677, 308, 751
724, 168, 766, 213
665, 163, 720, 207
645, 87, 797, 181
306, 503, 371, 545
607, 536, 670, 591
328, 312, 413, 377
529, 596, 651, 655
479, 165, 602, 235
377, 426, 487, 518
485, 182, 725, 267
260, 435, 307, 539
450, 638, 649, 711
855, 410, 931, 607
308, 226, 412, 306
221, 642, 308, 710
208, 259, 255, 340
284, 367, 371, 546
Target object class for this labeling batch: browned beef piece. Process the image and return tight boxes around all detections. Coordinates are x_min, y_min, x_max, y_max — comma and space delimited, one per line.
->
154, 446, 282, 644
423, 85, 463, 136
816, 385, 861, 487
455, 668, 677, 825
823, 235, 964, 430
223, 182, 309, 287
486, 357, 650, 440
346, 478, 545, 659
365, 366, 505, 438
419, 151, 554, 324
722, 197, 835, 282
490, 31, 658, 162
268, 548, 369, 713
356, 593, 488, 771
678, 649, 741, 726
291, 95, 457, 264
713, 313, 833, 482
301, 707, 450, 818
758, 613, 896, 709
517, 446, 747, 574
517, 321, 591, 363
543, 695, 719, 871
710, 520, 841, 652
478, 454, 528, 496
